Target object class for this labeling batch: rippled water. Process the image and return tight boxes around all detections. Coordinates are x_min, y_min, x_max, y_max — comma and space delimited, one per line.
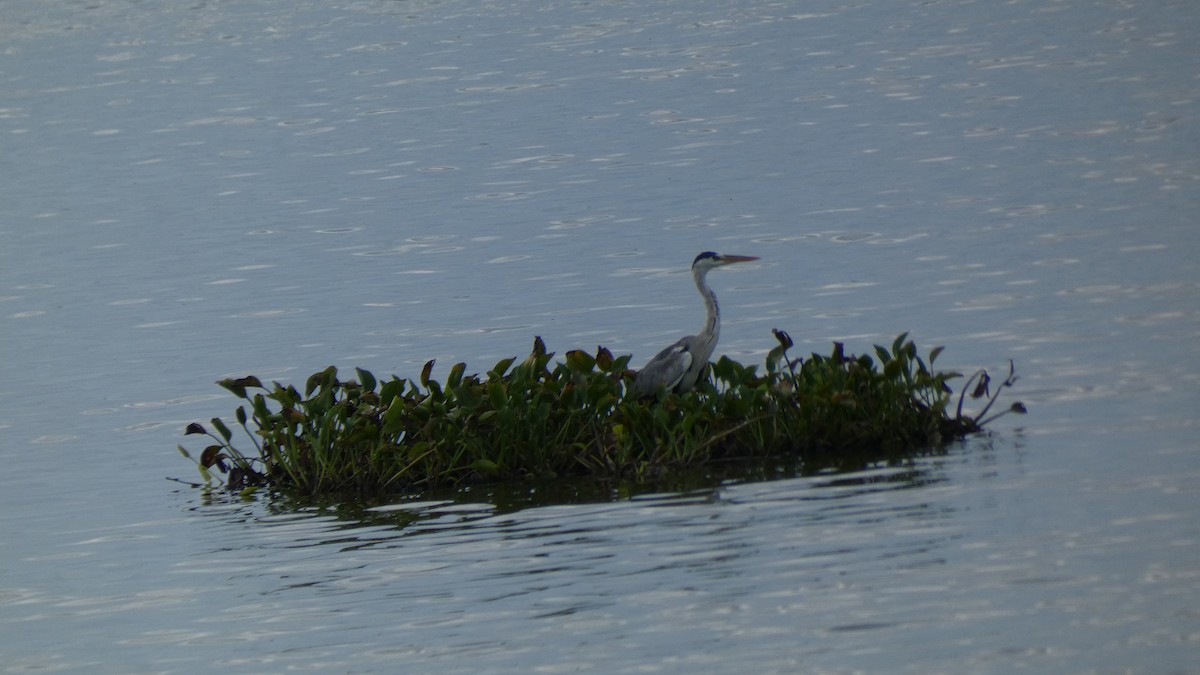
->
2, 0, 1198, 672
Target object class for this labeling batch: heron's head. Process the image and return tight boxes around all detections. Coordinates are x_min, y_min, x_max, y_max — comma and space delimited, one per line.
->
692, 251, 759, 272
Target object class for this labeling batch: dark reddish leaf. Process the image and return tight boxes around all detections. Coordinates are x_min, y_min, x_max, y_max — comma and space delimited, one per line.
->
595, 346, 614, 371
200, 445, 226, 470
971, 372, 991, 399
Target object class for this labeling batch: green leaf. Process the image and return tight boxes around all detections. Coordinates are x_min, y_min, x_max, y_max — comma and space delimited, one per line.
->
766, 346, 786, 373
565, 350, 595, 373
217, 379, 246, 399
320, 366, 338, 392
453, 382, 481, 410
305, 371, 323, 398
382, 400, 407, 435
594, 393, 616, 413
211, 417, 232, 443
712, 356, 735, 381
252, 393, 271, 421
379, 378, 406, 406
421, 359, 435, 387
929, 345, 945, 365
447, 362, 467, 388
235, 406, 247, 426
488, 381, 508, 408
356, 368, 377, 393
883, 359, 903, 379
489, 357, 516, 380
471, 458, 500, 475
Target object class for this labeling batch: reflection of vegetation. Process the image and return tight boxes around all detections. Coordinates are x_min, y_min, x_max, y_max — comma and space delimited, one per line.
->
178, 332, 1022, 498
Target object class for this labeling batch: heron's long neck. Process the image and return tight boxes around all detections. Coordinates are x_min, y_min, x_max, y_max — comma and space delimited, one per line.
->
693, 267, 720, 342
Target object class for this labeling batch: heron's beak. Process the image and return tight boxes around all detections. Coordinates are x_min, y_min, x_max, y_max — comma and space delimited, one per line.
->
721, 255, 759, 264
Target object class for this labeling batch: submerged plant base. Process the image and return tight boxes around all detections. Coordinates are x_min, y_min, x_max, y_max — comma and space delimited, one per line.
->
177, 332, 1023, 498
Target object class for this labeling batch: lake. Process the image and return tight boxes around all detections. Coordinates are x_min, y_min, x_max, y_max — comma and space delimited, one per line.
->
2, 0, 1198, 672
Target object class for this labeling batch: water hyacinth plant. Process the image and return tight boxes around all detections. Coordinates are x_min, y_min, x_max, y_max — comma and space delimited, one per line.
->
178, 332, 1023, 497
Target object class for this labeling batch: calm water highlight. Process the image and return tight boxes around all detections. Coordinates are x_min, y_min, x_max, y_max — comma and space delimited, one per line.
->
2, 0, 1198, 672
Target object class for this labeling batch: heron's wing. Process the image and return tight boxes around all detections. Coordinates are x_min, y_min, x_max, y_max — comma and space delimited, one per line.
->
630, 339, 693, 397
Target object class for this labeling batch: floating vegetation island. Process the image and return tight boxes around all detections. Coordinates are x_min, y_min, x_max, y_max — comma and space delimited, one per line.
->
178, 332, 1023, 498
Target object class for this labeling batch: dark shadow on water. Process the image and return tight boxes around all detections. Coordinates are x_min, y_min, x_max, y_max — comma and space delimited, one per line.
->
188, 443, 959, 540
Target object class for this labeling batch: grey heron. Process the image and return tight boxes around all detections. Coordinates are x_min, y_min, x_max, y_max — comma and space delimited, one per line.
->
629, 251, 759, 398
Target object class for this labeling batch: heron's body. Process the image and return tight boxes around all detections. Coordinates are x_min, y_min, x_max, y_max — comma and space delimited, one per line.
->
629, 252, 758, 398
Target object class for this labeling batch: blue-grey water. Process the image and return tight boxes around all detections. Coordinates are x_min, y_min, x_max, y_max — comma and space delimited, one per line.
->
3, 0, 1198, 672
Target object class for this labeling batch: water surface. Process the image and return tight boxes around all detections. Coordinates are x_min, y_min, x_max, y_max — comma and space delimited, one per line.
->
2, 0, 1198, 672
